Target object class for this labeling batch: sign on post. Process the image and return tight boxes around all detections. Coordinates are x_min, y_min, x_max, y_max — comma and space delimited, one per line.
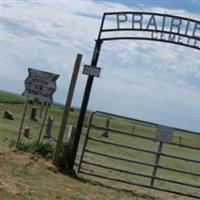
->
22, 68, 59, 103
156, 125, 174, 143
83, 65, 101, 77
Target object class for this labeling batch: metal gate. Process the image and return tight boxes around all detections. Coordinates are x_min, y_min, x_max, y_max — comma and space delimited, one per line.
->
78, 111, 200, 199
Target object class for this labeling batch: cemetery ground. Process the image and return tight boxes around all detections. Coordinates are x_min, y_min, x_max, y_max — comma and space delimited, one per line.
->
0, 91, 200, 200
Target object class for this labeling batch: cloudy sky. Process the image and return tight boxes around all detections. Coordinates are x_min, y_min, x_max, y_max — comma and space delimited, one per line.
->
1, 0, 200, 132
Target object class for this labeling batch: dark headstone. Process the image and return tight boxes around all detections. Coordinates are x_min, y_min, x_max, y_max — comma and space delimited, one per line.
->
30, 108, 37, 121
23, 127, 30, 138
3, 110, 14, 120
102, 118, 110, 138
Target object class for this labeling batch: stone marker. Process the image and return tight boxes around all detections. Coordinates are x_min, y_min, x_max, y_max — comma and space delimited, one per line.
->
3, 110, 14, 120
102, 118, 110, 138
67, 125, 76, 145
30, 107, 37, 121
23, 127, 30, 138
43, 116, 53, 138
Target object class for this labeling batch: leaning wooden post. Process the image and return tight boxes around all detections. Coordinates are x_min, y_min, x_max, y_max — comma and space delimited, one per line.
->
16, 97, 28, 147
37, 102, 49, 144
53, 54, 82, 166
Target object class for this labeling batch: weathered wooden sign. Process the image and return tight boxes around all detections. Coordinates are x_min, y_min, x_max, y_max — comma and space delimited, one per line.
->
156, 125, 174, 143
22, 68, 59, 103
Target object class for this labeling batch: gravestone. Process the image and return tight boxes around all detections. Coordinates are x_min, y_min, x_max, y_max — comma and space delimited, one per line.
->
67, 125, 76, 145
30, 108, 37, 121
23, 127, 30, 138
3, 110, 14, 120
102, 118, 110, 138
43, 116, 53, 138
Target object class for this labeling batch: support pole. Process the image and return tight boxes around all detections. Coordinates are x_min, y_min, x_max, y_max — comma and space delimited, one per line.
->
68, 40, 102, 169
53, 54, 82, 166
16, 97, 28, 147
150, 142, 163, 187
37, 102, 49, 144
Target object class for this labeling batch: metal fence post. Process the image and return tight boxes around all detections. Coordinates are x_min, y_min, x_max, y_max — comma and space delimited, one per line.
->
150, 142, 163, 187
68, 40, 103, 170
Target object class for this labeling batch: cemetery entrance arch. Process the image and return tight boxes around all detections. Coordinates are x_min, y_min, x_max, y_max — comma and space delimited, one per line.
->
72, 12, 200, 198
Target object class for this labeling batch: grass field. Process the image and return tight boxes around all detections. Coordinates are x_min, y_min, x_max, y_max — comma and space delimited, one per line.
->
0, 90, 200, 200
0, 91, 25, 104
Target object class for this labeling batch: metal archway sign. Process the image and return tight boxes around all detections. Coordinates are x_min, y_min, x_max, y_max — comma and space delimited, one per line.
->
98, 12, 200, 50
70, 12, 200, 169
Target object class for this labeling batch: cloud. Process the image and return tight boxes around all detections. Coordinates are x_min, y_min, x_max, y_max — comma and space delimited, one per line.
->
1, 0, 200, 131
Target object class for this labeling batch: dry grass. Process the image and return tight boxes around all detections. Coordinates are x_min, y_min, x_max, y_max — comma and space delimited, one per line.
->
0, 147, 192, 200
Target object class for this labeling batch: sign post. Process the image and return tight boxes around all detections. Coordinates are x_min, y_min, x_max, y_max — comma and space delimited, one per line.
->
16, 68, 59, 147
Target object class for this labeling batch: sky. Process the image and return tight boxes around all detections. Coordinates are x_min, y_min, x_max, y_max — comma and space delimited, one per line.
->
1, 0, 200, 132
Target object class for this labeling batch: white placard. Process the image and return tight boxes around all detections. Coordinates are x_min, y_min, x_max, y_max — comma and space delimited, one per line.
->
156, 125, 174, 143
83, 65, 101, 77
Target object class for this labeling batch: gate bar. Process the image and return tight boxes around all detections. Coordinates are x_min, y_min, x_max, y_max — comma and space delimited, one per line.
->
88, 137, 158, 155
91, 124, 200, 151
85, 148, 200, 177
89, 136, 200, 164
93, 111, 200, 136
82, 160, 200, 189
85, 149, 155, 167
79, 171, 200, 199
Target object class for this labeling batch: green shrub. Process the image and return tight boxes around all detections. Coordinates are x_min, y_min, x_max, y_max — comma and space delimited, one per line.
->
16, 141, 54, 159
57, 142, 74, 169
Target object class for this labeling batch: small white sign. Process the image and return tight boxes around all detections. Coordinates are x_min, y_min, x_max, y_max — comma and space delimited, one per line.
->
22, 68, 59, 103
156, 125, 174, 143
83, 65, 101, 77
